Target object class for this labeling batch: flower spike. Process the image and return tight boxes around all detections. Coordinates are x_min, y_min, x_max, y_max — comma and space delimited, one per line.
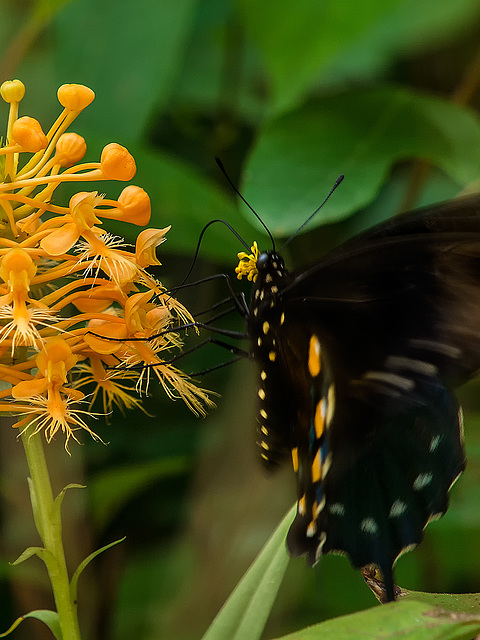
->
0, 79, 212, 447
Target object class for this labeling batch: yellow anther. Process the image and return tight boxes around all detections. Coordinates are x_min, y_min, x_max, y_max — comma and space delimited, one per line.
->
235, 242, 259, 282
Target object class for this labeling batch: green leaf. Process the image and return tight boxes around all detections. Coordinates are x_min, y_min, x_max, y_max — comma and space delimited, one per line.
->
0, 610, 61, 639
172, 0, 265, 124
51, 0, 200, 141
271, 599, 480, 640
237, 0, 480, 113
243, 87, 480, 236
52, 483, 85, 531
11, 545, 49, 566
70, 537, 126, 603
402, 590, 480, 614
89, 456, 190, 531
321, 0, 480, 90
201, 504, 295, 640
237, 0, 400, 112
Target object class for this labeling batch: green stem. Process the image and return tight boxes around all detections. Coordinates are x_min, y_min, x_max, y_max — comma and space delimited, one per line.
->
21, 426, 81, 640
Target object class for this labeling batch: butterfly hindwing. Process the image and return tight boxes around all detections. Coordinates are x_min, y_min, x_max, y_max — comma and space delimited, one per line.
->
287, 356, 464, 602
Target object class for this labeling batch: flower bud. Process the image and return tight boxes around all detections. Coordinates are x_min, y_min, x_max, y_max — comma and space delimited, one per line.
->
100, 143, 136, 180
117, 185, 151, 225
55, 132, 87, 167
1, 80, 25, 103
11, 116, 48, 153
57, 84, 95, 111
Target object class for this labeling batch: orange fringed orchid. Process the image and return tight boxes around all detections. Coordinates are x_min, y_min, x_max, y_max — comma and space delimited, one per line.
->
0, 79, 213, 449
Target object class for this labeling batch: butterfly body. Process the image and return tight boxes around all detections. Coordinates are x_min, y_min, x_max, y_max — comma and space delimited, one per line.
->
240, 195, 480, 601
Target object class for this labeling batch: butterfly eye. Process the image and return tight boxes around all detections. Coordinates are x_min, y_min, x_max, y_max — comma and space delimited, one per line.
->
256, 252, 270, 270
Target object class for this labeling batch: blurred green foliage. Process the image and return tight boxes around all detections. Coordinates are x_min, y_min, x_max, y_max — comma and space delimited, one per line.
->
1, 0, 480, 638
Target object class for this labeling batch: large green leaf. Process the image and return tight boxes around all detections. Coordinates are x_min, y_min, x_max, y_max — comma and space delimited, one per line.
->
242, 87, 480, 236
404, 591, 480, 613
50, 0, 200, 142
172, 0, 265, 124
236, 0, 480, 113
201, 504, 295, 640
272, 599, 480, 640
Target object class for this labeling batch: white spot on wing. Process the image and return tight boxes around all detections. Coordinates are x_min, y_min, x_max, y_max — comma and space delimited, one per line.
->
360, 517, 378, 534
329, 503, 345, 516
389, 499, 407, 517
363, 371, 415, 391
413, 472, 433, 490
429, 435, 440, 452
409, 338, 461, 359
386, 355, 438, 376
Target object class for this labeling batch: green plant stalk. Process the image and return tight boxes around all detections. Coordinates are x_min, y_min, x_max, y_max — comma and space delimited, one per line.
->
21, 426, 81, 640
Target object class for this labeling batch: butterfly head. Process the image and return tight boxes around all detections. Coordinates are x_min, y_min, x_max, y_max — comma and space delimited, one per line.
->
235, 241, 286, 285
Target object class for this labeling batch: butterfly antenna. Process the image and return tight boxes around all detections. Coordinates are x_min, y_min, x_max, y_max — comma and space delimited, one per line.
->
281, 174, 344, 251
215, 157, 276, 251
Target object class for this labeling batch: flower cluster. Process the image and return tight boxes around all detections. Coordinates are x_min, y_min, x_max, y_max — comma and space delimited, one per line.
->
0, 80, 212, 449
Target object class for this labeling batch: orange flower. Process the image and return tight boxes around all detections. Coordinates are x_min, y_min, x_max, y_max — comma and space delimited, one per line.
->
0, 79, 212, 448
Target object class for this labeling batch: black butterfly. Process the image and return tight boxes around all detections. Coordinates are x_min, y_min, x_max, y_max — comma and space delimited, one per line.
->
234, 194, 480, 602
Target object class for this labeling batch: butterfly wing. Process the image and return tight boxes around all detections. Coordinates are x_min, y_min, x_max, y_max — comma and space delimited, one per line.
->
281, 309, 464, 602
252, 195, 480, 600
288, 194, 480, 386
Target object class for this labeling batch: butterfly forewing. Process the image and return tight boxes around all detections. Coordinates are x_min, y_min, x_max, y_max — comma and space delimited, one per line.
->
246, 195, 480, 601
